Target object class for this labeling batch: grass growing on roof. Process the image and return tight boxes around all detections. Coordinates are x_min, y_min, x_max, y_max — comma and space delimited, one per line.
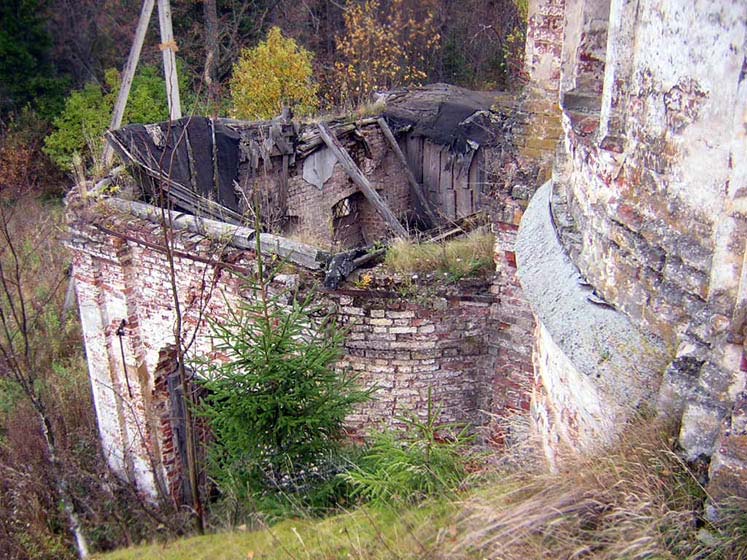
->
383, 230, 494, 281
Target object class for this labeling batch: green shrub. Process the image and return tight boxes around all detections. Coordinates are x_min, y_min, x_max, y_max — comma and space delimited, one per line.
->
196, 250, 372, 519
43, 66, 174, 171
344, 393, 477, 506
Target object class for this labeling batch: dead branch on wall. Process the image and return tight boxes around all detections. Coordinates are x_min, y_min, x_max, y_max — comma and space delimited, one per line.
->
154, 118, 206, 534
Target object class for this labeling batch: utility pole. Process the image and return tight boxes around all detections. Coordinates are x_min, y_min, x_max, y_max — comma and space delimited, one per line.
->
157, 0, 182, 121
103, 0, 182, 168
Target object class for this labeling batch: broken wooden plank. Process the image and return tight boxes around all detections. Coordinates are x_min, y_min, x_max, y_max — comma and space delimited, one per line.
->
323, 246, 386, 289
317, 122, 409, 239
439, 148, 456, 220
405, 135, 423, 183
454, 160, 473, 217
257, 232, 328, 270
296, 117, 380, 158
376, 117, 438, 227
468, 149, 483, 210
422, 139, 441, 210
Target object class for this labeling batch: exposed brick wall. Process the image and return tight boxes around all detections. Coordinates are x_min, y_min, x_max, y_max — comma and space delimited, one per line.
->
329, 289, 506, 432
286, 125, 411, 248
331, 279, 524, 432
525, 0, 566, 94
518, 0, 747, 500
151, 346, 181, 502
554, 3, 747, 455
69, 203, 266, 498
68, 193, 533, 498
475, 0, 569, 420
65, 0, 586, 500
491, 223, 535, 416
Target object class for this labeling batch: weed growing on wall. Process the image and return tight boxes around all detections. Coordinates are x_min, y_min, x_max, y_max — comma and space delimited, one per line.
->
196, 245, 371, 519
384, 230, 495, 282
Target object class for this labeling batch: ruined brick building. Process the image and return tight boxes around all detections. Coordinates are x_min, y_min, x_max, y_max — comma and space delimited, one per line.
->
68, 0, 747, 502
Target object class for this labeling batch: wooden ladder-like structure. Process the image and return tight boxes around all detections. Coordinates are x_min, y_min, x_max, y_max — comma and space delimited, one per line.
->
102, 0, 182, 166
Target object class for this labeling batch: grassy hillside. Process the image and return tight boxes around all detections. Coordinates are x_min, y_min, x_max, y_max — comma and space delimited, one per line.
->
95, 420, 747, 560
93, 501, 458, 560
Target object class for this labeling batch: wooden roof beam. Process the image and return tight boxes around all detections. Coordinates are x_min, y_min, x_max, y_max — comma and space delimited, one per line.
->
376, 117, 439, 228
317, 123, 409, 239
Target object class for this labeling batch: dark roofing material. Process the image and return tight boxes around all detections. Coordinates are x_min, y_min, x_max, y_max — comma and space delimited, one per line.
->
108, 117, 241, 217
382, 83, 502, 153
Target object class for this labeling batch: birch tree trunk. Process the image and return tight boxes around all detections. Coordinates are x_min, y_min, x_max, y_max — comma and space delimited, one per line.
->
0, 202, 90, 559
36, 405, 90, 559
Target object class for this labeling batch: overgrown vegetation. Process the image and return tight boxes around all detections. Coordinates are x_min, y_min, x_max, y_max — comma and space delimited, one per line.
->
0, 110, 66, 198
43, 66, 180, 172
383, 231, 495, 282
94, 418, 747, 560
345, 395, 478, 506
0, 195, 191, 560
94, 500, 458, 560
196, 243, 372, 520
458, 419, 747, 560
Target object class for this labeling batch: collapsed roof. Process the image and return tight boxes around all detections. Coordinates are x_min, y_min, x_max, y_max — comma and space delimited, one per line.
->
106, 83, 506, 228
381, 83, 504, 153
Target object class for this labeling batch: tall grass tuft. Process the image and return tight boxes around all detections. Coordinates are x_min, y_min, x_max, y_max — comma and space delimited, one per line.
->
455, 418, 747, 560
344, 392, 479, 507
384, 230, 494, 282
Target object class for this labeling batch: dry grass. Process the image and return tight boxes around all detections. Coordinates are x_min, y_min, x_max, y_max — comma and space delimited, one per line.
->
453, 418, 747, 560
91, 416, 747, 560
302, 97, 386, 125
384, 230, 495, 281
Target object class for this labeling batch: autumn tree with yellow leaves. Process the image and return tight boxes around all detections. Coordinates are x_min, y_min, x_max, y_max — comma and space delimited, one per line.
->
230, 27, 320, 120
334, 0, 441, 107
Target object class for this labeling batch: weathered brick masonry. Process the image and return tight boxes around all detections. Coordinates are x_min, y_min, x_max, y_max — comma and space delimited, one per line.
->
72, 0, 747, 506
517, 0, 747, 501
331, 288, 510, 432
286, 125, 411, 248
68, 184, 537, 499
67, 64, 575, 497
